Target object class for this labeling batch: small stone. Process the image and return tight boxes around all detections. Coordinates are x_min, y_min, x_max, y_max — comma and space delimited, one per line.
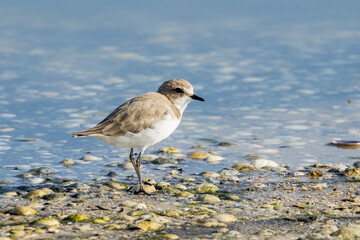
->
188, 151, 208, 160
28, 177, 44, 185
28, 202, 44, 209
105, 181, 129, 190
354, 161, 360, 168
178, 191, 195, 198
195, 183, 219, 193
12, 206, 37, 216
4, 191, 18, 197
123, 161, 135, 170
253, 159, 279, 169
206, 154, 224, 164
153, 157, 178, 164
135, 184, 156, 193
218, 168, 239, 176
93, 218, 107, 224
226, 194, 240, 201
214, 214, 237, 223
232, 163, 255, 172
320, 224, 338, 235
182, 177, 197, 182
43, 193, 66, 201
60, 158, 75, 166
106, 224, 127, 230
121, 200, 138, 208
331, 227, 360, 238
132, 203, 147, 210
244, 154, 265, 160
27, 188, 54, 199
192, 145, 207, 149
141, 154, 159, 161
174, 183, 187, 190
29, 166, 58, 176
163, 234, 179, 239
63, 213, 89, 223
156, 181, 171, 188
201, 172, 221, 178
218, 142, 236, 146
198, 194, 221, 203
80, 155, 102, 161
169, 169, 179, 175
343, 168, 360, 176
310, 183, 327, 190
163, 209, 182, 217
33, 217, 60, 226
158, 147, 181, 154
133, 221, 162, 231
307, 169, 323, 177
203, 219, 226, 228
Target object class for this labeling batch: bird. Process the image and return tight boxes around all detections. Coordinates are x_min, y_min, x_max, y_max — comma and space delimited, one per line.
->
72, 79, 204, 194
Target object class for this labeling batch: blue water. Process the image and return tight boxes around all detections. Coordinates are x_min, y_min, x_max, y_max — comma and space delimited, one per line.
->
1, 1, 360, 185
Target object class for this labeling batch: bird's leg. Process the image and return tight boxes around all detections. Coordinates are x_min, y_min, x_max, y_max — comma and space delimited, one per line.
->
129, 149, 148, 194
134, 151, 145, 193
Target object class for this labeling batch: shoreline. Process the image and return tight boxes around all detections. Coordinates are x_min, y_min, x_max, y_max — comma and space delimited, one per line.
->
1, 157, 360, 239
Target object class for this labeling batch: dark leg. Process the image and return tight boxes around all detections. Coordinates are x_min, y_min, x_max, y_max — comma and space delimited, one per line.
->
129, 149, 149, 194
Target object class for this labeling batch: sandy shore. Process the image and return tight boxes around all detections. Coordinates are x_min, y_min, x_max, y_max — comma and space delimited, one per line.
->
1, 155, 360, 239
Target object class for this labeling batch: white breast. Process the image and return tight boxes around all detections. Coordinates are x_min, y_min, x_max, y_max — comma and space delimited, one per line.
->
90, 113, 181, 149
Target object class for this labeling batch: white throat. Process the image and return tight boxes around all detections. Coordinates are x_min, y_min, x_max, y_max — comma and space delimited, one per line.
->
172, 96, 193, 115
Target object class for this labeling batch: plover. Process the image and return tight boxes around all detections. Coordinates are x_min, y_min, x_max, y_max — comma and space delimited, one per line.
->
73, 79, 204, 193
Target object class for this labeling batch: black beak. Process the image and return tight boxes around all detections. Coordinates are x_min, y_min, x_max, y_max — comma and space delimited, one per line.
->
191, 94, 205, 102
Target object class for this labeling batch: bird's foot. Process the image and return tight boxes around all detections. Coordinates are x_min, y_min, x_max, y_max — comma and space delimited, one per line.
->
130, 184, 156, 195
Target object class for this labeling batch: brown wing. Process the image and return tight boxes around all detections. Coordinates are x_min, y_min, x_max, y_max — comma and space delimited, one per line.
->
72, 92, 179, 137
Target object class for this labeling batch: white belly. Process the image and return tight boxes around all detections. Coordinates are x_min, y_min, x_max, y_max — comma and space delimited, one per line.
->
90, 114, 181, 148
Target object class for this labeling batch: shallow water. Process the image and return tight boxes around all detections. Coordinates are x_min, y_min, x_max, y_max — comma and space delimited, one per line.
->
1, 1, 360, 185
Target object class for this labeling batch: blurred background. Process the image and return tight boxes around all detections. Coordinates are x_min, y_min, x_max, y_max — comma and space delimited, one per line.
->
1, 0, 360, 184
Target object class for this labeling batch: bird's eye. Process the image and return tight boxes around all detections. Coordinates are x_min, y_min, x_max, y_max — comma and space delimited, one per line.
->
174, 88, 183, 94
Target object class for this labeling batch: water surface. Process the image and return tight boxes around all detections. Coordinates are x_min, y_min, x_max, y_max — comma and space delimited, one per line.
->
1, 1, 360, 185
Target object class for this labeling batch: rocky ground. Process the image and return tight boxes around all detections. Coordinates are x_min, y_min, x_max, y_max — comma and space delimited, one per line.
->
1, 148, 360, 239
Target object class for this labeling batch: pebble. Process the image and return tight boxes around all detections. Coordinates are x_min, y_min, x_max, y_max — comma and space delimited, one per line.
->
232, 163, 255, 172
27, 188, 54, 199
244, 154, 265, 160
4, 191, 18, 197
163, 234, 179, 239
218, 142, 236, 146
29, 166, 58, 176
132, 203, 147, 210
158, 147, 181, 154
195, 183, 219, 193
307, 169, 323, 177
187, 151, 208, 160
214, 214, 237, 223
12, 206, 37, 216
198, 194, 221, 203
133, 221, 162, 231
153, 157, 178, 164
28, 177, 44, 185
141, 154, 158, 161
123, 162, 135, 170
60, 158, 75, 166
253, 159, 279, 169
105, 181, 129, 190
343, 168, 360, 176
331, 227, 360, 238
218, 168, 239, 176
156, 181, 171, 188
63, 213, 89, 223
80, 155, 103, 161
206, 154, 224, 164
201, 172, 221, 178
33, 217, 60, 227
